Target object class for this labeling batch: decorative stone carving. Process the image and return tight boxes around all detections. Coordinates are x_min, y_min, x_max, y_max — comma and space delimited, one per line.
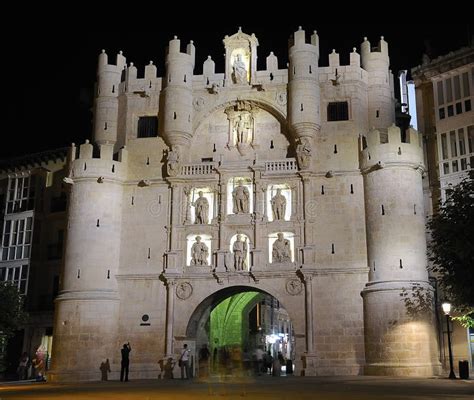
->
192, 191, 209, 224
190, 236, 209, 266
233, 234, 248, 271
176, 282, 193, 300
286, 278, 302, 295
272, 233, 292, 263
232, 54, 247, 84
224, 101, 258, 155
296, 137, 312, 170
166, 146, 181, 177
193, 97, 205, 111
232, 181, 250, 214
271, 189, 287, 221
276, 91, 287, 106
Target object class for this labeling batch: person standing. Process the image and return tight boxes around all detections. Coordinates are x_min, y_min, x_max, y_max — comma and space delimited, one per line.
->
120, 342, 131, 382
17, 352, 29, 380
179, 343, 191, 379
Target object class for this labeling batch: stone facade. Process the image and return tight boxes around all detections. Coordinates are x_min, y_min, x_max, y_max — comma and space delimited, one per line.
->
48, 28, 441, 381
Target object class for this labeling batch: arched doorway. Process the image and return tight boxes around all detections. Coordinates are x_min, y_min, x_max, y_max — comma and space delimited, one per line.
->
185, 286, 294, 377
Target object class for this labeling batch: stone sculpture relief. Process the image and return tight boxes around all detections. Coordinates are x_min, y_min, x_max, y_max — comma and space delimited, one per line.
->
166, 145, 181, 177
192, 191, 209, 224
296, 137, 312, 170
190, 236, 209, 266
286, 278, 302, 295
232, 181, 250, 214
272, 233, 292, 263
271, 189, 287, 221
233, 234, 248, 271
232, 54, 247, 84
176, 282, 193, 300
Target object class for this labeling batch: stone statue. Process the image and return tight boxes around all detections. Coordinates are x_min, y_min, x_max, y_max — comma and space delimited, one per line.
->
272, 233, 291, 263
191, 236, 209, 266
232, 54, 247, 84
271, 188, 287, 221
234, 114, 250, 144
232, 180, 250, 214
192, 191, 209, 224
296, 137, 312, 170
233, 234, 248, 271
167, 145, 181, 176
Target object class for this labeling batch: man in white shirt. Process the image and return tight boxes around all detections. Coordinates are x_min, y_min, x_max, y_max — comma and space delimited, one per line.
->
180, 344, 191, 379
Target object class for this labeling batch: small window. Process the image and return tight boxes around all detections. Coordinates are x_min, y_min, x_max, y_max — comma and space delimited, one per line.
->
439, 108, 445, 120
455, 102, 462, 114
137, 116, 158, 138
465, 99, 471, 112
447, 105, 454, 117
327, 102, 349, 121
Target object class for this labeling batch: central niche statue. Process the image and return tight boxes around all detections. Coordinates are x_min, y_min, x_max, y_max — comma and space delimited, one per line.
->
190, 236, 209, 266
192, 191, 209, 224
232, 54, 247, 84
272, 233, 292, 263
271, 188, 287, 221
232, 180, 250, 214
233, 234, 248, 271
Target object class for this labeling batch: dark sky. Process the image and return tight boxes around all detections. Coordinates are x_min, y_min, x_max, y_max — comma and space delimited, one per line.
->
3, 24, 472, 159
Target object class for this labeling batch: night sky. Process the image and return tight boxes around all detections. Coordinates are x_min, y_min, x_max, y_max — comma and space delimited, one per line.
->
3, 24, 472, 159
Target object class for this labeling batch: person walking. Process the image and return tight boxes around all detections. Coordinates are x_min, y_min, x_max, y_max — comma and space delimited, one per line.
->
120, 342, 131, 382
179, 344, 191, 379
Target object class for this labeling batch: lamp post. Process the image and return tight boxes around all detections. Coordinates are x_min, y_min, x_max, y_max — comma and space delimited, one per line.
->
442, 302, 456, 379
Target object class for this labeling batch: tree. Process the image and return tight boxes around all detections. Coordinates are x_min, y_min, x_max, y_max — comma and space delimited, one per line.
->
428, 170, 474, 327
0, 282, 28, 373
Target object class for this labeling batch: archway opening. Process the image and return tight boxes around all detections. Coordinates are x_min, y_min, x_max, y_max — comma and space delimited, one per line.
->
186, 286, 294, 377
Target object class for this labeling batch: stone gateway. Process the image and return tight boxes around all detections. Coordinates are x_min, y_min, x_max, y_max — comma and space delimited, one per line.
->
49, 28, 441, 382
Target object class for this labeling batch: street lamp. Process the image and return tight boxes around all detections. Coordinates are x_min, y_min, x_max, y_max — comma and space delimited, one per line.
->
442, 302, 456, 379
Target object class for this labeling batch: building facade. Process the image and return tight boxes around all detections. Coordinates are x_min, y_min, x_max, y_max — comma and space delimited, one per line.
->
412, 45, 474, 375
0, 150, 67, 376
47, 28, 442, 381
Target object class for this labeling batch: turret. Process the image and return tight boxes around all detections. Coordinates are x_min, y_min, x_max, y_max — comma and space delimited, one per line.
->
360, 37, 395, 130
94, 50, 126, 146
288, 27, 321, 140
360, 125, 440, 376
162, 36, 195, 150
50, 141, 127, 381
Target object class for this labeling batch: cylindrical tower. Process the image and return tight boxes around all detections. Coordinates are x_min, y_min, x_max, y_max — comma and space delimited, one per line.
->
162, 36, 195, 150
288, 27, 321, 140
93, 50, 126, 146
49, 141, 126, 381
360, 37, 395, 130
360, 125, 440, 376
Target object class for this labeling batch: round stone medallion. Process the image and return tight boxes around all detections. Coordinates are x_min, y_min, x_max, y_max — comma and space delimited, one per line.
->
286, 278, 303, 295
176, 282, 193, 300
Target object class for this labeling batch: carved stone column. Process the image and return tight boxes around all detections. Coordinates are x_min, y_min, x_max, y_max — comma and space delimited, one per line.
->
165, 280, 176, 357
305, 274, 314, 353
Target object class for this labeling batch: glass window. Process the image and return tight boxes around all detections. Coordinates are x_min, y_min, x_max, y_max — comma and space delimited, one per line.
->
0, 264, 29, 294
453, 75, 461, 100
447, 105, 454, 117
468, 126, 474, 153
456, 102, 463, 114
462, 72, 470, 97
459, 128, 466, 155
439, 108, 445, 120
452, 160, 459, 173
443, 162, 449, 175
137, 116, 158, 138
437, 81, 444, 105
327, 102, 349, 121
1, 216, 34, 261
445, 78, 453, 103
450, 131, 457, 157
465, 99, 471, 112
441, 133, 448, 160
5, 176, 36, 215
461, 158, 467, 170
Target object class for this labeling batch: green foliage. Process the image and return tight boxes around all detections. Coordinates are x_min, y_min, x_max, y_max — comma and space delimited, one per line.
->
400, 284, 434, 321
428, 170, 474, 325
452, 312, 474, 329
0, 282, 28, 339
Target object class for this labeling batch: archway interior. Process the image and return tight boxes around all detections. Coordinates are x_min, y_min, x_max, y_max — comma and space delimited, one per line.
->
188, 287, 293, 374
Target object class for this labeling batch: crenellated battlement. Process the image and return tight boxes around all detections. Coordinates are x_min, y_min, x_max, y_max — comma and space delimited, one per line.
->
97, 49, 127, 75
360, 125, 424, 171
67, 140, 128, 181
288, 26, 319, 56
166, 36, 195, 68
360, 36, 389, 71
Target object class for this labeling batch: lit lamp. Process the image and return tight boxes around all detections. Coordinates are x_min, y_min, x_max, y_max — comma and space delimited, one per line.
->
441, 302, 456, 379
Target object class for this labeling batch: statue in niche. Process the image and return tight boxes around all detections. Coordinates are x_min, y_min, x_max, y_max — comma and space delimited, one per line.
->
272, 233, 292, 263
296, 137, 312, 170
190, 236, 209, 266
233, 234, 248, 271
271, 188, 287, 221
232, 54, 247, 84
234, 113, 251, 144
232, 180, 250, 214
192, 191, 209, 224
167, 145, 181, 176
